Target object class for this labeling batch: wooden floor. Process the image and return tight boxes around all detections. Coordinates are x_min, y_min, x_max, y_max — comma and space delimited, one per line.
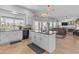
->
0, 32, 79, 54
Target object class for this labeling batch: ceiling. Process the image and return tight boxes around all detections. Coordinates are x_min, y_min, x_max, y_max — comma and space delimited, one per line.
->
20, 5, 79, 17
20, 5, 48, 11
0, 5, 79, 18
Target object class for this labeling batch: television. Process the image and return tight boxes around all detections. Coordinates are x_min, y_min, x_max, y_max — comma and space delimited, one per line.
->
62, 22, 68, 26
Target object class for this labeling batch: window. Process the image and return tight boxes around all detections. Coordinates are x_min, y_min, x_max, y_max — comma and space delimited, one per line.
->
15, 19, 24, 26
0, 16, 25, 30
49, 22, 53, 29
34, 21, 39, 32
6, 18, 13, 23
1, 17, 25, 26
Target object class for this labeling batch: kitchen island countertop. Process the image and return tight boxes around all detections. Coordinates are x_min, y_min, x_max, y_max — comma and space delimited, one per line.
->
30, 30, 56, 35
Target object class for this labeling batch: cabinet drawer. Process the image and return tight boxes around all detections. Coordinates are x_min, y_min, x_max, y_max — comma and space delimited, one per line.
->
30, 31, 35, 38
34, 35, 41, 46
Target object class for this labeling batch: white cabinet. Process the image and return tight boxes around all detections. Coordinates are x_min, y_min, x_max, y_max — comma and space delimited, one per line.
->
0, 32, 10, 43
41, 34, 56, 53
30, 31, 35, 43
35, 33, 41, 46
30, 31, 41, 46
0, 31, 22, 44
30, 31, 56, 53
41, 34, 49, 51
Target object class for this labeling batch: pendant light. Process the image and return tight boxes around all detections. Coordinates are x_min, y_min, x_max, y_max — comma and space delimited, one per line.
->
41, 5, 53, 17
48, 5, 52, 12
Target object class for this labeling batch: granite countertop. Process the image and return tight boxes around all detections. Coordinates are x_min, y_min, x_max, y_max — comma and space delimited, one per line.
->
31, 30, 56, 35
0, 30, 22, 32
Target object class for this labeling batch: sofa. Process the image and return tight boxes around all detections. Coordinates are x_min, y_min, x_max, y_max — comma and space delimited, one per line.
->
52, 28, 67, 38
73, 30, 79, 36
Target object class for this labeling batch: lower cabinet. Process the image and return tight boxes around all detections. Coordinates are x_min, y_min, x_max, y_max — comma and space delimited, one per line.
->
0, 31, 22, 44
35, 35, 41, 46
41, 34, 49, 51
30, 31, 56, 53
30, 31, 36, 43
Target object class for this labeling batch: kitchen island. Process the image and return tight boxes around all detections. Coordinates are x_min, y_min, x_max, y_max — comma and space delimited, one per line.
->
29, 30, 56, 53
0, 30, 23, 44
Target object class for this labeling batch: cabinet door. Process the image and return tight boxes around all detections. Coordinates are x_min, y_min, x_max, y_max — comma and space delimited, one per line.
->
30, 32, 36, 43
41, 34, 56, 53
35, 33, 41, 46
29, 31, 33, 38
11, 31, 22, 41
0, 32, 11, 44
41, 34, 49, 51
29, 30, 32, 38
32, 35, 36, 43
48, 34, 56, 51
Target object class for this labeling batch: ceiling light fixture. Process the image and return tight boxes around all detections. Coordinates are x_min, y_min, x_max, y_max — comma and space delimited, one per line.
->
32, 12, 37, 16
41, 5, 53, 17
48, 5, 52, 12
